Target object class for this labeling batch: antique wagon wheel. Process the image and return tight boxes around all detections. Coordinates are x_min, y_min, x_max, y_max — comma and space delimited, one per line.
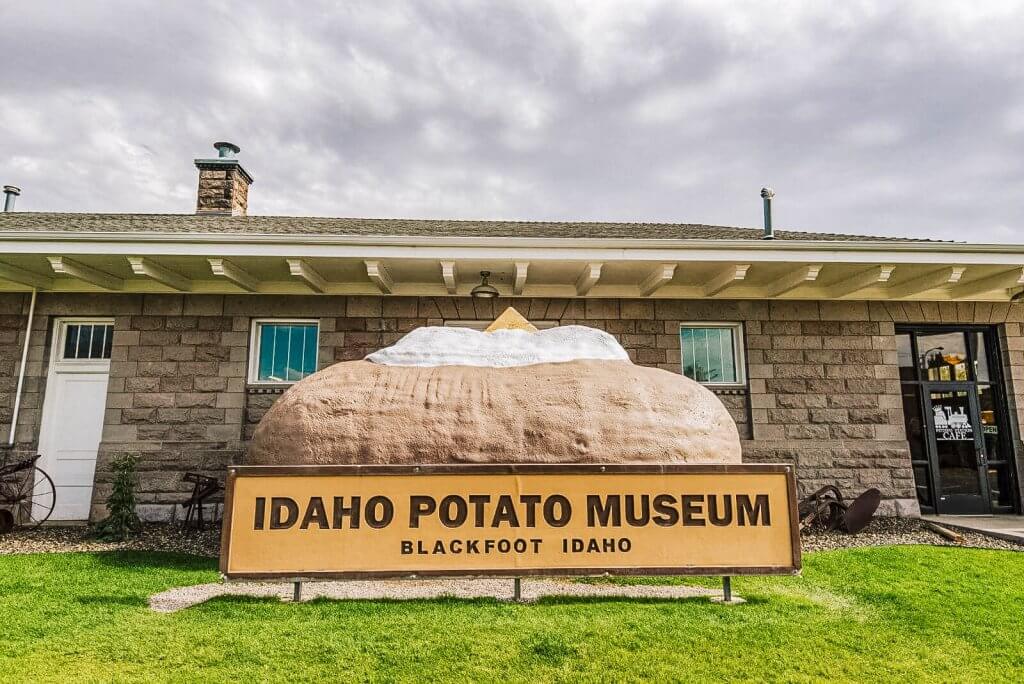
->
0, 465, 56, 529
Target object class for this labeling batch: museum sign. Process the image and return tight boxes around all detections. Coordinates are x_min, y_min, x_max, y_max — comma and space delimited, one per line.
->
220, 464, 801, 579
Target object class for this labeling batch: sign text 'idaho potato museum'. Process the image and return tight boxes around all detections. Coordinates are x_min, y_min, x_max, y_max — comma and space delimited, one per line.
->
220, 465, 801, 579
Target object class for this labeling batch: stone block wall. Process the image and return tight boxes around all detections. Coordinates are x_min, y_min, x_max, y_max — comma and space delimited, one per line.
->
0, 293, 37, 457
98, 297, 248, 519
239, 296, 755, 441
1, 293, 1021, 521
740, 309, 914, 515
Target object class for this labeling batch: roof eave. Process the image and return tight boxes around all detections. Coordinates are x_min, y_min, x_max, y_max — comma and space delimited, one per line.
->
0, 229, 1021, 254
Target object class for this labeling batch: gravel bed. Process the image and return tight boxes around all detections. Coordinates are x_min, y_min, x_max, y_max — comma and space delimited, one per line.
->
0, 523, 220, 557
801, 516, 1023, 553
2, 517, 1020, 558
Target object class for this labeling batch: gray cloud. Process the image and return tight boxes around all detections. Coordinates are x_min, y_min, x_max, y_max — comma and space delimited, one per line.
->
1, 0, 1023, 242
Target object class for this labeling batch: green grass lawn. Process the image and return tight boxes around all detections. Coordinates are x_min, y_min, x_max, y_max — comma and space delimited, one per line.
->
0, 546, 1022, 682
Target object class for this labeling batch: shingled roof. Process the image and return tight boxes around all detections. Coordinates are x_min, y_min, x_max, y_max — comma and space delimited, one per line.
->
0, 212, 938, 242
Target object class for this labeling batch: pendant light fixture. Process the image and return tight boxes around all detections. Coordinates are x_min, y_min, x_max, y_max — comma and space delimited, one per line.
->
470, 271, 500, 298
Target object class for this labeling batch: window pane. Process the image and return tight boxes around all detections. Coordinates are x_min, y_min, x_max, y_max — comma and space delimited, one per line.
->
77, 325, 93, 359
286, 326, 304, 381
102, 326, 114, 359
918, 332, 968, 381
63, 325, 80, 359
977, 384, 1003, 466
304, 324, 319, 373
258, 325, 278, 381
901, 384, 927, 463
256, 323, 318, 382
896, 333, 915, 381
272, 325, 290, 382
720, 329, 736, 382
971, 332, 991, 382
976, 380, 1009, 508
681, 327, 702, 381
90, 325, 107, 359
680, 326, 738, 384
61, 323, 113, 360
988, 465, 1013, 509
704, 329, 722, 383
681, 328, 693, 379
901, 384, 935, 509
913, 464, 933, 509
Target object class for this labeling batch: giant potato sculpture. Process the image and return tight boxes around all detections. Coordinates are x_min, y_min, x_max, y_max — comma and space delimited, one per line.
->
248, 309, 742, 465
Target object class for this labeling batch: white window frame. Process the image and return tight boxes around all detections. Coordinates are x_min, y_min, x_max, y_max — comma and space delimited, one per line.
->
51, 317, 116, 372
248, 318, 321, 385
679, 322, 746, 387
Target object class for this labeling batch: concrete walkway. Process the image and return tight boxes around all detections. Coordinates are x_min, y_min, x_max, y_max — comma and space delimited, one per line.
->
149, 578, 726, 613
922, 515, 1024, 544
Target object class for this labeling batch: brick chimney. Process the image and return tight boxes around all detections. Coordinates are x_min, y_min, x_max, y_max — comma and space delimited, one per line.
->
194, 142, 253, 216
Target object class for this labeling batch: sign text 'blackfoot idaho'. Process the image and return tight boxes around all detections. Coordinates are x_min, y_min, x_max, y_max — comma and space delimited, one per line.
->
220, 465, 801, 579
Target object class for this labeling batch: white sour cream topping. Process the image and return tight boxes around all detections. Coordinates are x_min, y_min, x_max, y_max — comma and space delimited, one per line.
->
365, 325, 630, 367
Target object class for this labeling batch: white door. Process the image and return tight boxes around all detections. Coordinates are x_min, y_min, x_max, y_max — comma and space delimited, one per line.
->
37, 319, 114, 521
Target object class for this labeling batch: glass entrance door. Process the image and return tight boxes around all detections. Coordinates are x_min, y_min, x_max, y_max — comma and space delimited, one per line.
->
922, 385, 989, 514
896, 326, 1019, 515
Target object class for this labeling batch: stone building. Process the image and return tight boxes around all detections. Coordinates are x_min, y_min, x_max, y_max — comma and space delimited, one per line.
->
1, 144, 1022, 522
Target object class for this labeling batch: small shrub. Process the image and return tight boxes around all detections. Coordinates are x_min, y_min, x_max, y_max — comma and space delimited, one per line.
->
93, 455, 142, 541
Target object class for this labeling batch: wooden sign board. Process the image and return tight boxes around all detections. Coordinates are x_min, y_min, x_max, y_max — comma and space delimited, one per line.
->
220, 464, 801, 580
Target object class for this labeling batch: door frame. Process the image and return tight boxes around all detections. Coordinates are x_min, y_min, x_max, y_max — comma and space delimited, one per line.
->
897, 323, 1020, 515
36, 317, 115, 520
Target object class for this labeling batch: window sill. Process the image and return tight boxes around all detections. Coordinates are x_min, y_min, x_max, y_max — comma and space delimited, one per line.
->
703, 385, 749, 396
246, 384, 293, 395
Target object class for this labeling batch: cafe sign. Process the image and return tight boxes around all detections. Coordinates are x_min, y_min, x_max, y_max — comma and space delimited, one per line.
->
933, 405, 974, 441
220, 464, 800, 579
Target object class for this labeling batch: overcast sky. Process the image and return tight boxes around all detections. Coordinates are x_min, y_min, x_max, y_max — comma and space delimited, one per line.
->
2, 1, 1023, 242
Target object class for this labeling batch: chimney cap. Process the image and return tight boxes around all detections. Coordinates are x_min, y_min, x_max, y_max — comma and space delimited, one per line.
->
195, 142, 253, 185
760, 187, 775, 199
3, 185, 21, 196
214, 141, 241, 158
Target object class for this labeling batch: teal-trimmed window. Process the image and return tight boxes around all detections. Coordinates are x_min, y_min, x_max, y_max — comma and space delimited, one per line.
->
250, 320, 319, 384
680, 323, 745, 385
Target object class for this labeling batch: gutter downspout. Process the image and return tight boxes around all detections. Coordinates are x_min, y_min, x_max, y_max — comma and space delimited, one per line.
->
7, 288, 37, 446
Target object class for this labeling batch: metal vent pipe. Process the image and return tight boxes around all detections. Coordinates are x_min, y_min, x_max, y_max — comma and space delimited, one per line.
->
3, 185, 20, 212
760, 187, 775, 239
